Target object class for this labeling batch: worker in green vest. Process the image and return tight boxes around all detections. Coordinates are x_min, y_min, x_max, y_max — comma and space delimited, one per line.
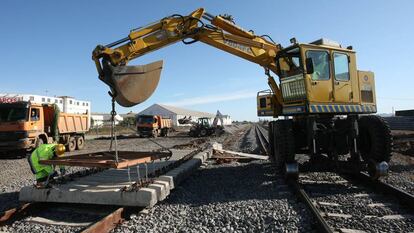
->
28, 143, 66, 185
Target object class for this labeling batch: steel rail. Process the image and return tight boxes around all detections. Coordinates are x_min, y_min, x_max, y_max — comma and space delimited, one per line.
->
288, 180, 334, 233
0, 203, 42, 226
254, 124, 269, 155
81, 207, 126, 233
287, 171, 414, 233
346, 172, 414, 210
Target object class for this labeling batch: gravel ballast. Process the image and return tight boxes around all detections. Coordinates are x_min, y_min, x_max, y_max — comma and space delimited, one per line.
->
1, 125, 413, 232
301, 172, 414, 232
114, 160, 314, 233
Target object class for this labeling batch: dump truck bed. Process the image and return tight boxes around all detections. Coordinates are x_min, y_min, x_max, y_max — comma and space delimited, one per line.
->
58, 112, 89, 134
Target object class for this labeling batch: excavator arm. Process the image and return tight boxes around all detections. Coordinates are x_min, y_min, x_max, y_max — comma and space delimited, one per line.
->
92, 8, 283, 113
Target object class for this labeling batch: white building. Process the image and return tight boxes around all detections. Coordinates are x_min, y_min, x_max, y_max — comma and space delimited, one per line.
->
138, 104, 219, 126
91, 113, 123, 127
221, 115, 232, 125
90, 114, 104, 128
0, 93, 90, 114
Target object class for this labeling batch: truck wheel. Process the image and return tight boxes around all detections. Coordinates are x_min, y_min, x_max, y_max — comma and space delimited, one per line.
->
35, 137, 44, 148
358, 115, 392, 168
273, 120, 295, 171
76, 136, 85, 150
66, 137, 76, 152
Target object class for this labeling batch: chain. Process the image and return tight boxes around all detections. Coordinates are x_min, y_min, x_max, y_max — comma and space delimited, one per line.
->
109, 94, 119, 163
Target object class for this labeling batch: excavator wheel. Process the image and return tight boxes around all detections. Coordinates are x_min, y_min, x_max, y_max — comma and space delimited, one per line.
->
272, 120, 296, 172
358, 115, 392, 178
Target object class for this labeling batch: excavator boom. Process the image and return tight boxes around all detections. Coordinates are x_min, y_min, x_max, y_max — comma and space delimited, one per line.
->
92, 8, 283, 110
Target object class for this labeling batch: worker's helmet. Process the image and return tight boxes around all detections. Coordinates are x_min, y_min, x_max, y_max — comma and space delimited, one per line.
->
55, 144, 66, 157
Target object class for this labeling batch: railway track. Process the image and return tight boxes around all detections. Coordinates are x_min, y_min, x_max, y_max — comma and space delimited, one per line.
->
0, 140, 208, 233
254, 124, 269, 155
291, 172, 414, 232
0, 203, 131, 233
255, 125, 414, 232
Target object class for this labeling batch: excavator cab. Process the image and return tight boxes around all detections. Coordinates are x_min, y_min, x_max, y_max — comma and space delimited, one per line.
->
274, 38, 376, 115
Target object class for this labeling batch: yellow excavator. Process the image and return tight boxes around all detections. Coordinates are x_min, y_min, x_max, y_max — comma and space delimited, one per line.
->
92, 8, 392, 179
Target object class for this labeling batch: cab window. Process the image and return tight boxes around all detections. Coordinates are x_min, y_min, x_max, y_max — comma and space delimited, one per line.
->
259, 97, 267, 108
333, 53, 350, 81
30, 108, 40, 121
277, 47, 302, 78
306, 50, 330, 81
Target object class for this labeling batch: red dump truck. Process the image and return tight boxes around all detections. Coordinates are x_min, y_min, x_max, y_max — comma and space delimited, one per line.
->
136, 115, 172, 137
0, 101, 90, 156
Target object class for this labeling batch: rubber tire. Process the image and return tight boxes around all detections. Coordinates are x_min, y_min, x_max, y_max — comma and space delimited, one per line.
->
66, 137, 76, 152
200, 128, 208, 137
358, 115, 392, 163
76, 136, 85, 150
35, 137, 44, 148
160, 129, 168, 137
273, 120, 295, 170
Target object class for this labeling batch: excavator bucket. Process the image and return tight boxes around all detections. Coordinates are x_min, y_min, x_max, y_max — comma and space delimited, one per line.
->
105, 60, 163, 107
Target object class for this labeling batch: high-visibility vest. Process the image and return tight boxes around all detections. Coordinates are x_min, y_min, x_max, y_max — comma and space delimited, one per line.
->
28, 144, 56, 180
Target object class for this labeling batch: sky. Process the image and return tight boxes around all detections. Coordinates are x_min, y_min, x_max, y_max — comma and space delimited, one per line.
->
1, 0, 413, 121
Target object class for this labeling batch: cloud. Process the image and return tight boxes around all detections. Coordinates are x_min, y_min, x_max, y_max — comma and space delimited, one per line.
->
162, 90, 256, 106
171, 92, 185, 97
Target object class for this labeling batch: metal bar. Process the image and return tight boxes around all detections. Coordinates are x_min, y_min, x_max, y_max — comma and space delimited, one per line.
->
0, 203, 39, 226
288, 181, 333, 233
39, 151, 172, 169
40, 157, 152, 169
105, 37, 129, 48
82, 207, 124, 233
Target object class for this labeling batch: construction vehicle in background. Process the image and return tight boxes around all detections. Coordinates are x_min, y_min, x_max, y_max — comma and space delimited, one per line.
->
179, 111, 224, 137
188, 117, 224, 137
136, 114, 172, 137
0, 98, 90, 156
92, 8, 392, 179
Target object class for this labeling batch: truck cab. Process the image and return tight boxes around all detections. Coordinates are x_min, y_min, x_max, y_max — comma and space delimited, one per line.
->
257, 38, 376, 116
136, 115, 171, 137
0, 99, 89, 156
0, 101, 32, 155
0, 101, 57, 154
